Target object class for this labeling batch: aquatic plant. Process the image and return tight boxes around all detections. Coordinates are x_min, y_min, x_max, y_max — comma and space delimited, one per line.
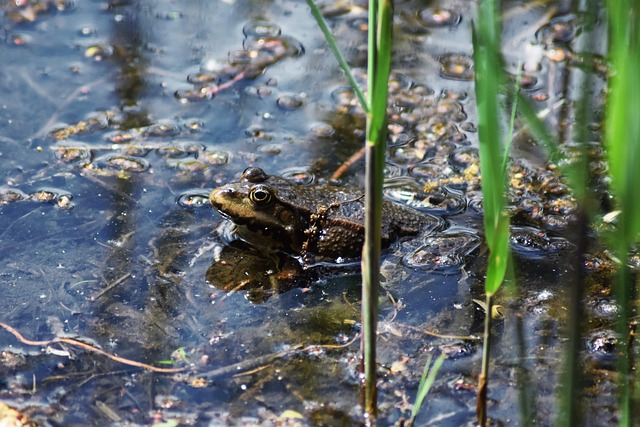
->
604, 1, 640, 424
361, 0, 393, 417
471, 0, 511, 424
407, 353, 445, 427
306, 0, 394, 418
495, 0, 640, 424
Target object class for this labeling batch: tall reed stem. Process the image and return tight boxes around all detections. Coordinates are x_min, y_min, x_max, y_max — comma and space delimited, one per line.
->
362, 0, 393, 419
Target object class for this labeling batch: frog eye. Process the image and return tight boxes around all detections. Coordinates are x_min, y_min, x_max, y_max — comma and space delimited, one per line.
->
249, 185, 272, 206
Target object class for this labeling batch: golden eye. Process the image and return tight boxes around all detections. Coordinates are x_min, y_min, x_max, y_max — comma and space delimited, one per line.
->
249, 185, 272, 205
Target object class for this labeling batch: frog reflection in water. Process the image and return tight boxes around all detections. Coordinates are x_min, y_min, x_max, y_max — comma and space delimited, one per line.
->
209, 167, 444, 262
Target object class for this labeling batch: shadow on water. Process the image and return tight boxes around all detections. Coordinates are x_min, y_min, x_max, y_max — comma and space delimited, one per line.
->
0, 0, 622, 425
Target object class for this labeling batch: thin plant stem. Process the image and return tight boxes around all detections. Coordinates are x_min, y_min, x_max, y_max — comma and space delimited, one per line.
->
305, 0, 369, 112
362, 0, 393, 418
477, 294, 493, 426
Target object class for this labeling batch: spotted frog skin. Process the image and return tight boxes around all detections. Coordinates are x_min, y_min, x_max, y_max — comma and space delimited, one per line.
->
209, 168, 444, 261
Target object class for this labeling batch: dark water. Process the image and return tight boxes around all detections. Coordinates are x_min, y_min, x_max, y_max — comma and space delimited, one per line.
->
0, 0, 620, 425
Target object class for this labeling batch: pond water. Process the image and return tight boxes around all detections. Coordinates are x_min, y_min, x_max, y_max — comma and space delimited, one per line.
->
0, 0, 622, 426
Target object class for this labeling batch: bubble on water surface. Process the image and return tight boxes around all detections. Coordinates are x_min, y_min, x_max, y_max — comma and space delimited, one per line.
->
84, 44, 113, 61
586, 331, 617, 368
11, 33, 33, 46
435, 99, 467, 122
228, 50, 255, 66
388, 73, 413, 92
174, 160, 208, 172
276, 94, 305, 110
243, 36, 305, 59
309, 123, 335, 139
177, 190, 211, 208
510, 226, 572, 259
155, 10, 183, 20
439, 341, 476, 359
5, 0, 75, 23
459, 122, 476, 132
383, 164, 402, 178
536, 15, 577, 45
100, 155, 150, 173
243, 20, 281, 38
257, 144, 282, 155
384, 183, 466, 215
244, 125, 272, 140
187, 72, 218, 85
143, 121, 181, 138
466, 192, 483, 217
409, 160, 455, 181
29, 188, 74, 209
415, 115, 464, 143
156, 145, 188, 159
389, 144, 427, 164
174, 87, 212, 103
104, 131, 137, 144
449, 146, 479, 168
439, 53, 474, 81
1, 189, 27, 205
183, 119, 205, 132
417, 8, 461, 28
347, 17, 368, 32
78, 26, 96, 37
52, 142, 92, 164
589, 299, 619, 318
156, 141, 203, 159
280, 168, 314, 185
403, 231, 481, 273
331, 86, 358, 108
117, 145, 149, 157
319, 1, 353, 18
200, 149, 230, 166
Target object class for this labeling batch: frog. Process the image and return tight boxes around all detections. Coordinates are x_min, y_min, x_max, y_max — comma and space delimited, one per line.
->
209, 167, 445, 262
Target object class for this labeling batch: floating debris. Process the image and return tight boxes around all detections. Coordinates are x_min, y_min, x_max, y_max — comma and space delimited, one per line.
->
417, 8, 462, 28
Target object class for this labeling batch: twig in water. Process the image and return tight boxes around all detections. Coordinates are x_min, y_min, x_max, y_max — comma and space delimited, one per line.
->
0, 321, 187, 373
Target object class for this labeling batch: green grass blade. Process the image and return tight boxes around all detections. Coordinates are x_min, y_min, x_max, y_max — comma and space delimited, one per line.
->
502, 63, 522, 172
408, 353, 446, 426
305, 0, 369, 112
604, 1, 640, 424
473, 0, 509, 294
484, 212, 510, 296
473, 0, 509, 424
366, 0, 392, 145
